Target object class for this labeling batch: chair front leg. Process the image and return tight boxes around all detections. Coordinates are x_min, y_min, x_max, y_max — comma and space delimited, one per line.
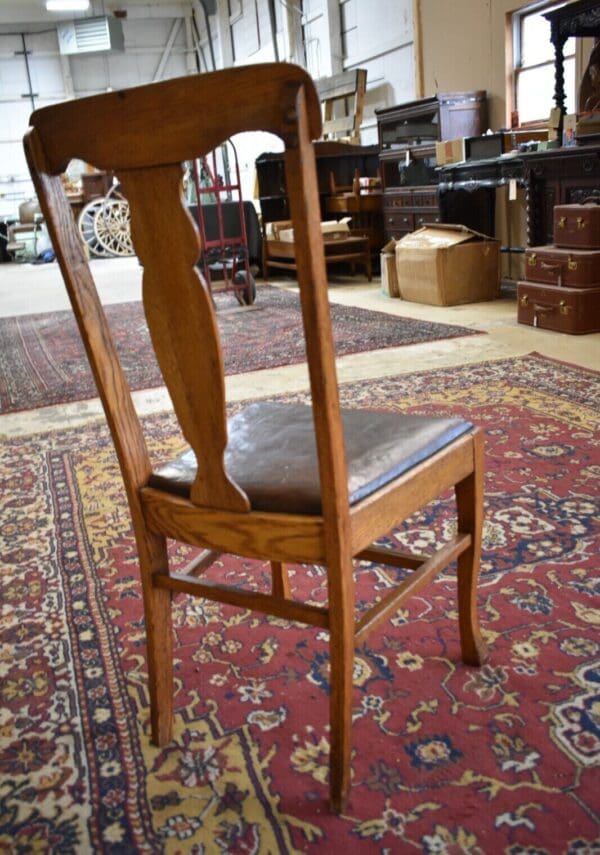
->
455, 429, 488, 667
327, 554, 355, 813
138, 528, 174, 746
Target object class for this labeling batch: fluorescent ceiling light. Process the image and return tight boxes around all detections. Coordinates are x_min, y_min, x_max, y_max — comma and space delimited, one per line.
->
46, 0, 91, 10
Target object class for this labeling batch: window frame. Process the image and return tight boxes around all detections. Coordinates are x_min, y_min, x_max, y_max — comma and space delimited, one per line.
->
509, 0, 576, 128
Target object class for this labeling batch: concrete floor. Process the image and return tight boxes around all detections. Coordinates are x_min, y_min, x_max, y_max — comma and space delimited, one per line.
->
0, 255, 598, 437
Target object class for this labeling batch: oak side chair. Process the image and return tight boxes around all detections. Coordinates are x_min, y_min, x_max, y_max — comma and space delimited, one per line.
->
25, 63, 487, 813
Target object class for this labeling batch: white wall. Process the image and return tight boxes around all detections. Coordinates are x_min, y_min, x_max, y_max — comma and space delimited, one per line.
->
340, 0, 414, 144
0, 28, 66, 217
0, 0, 417, 218
0, 3, 191, 218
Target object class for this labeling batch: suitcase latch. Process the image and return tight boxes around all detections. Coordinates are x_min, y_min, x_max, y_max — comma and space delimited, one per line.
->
559, 300, 572, 315
527, 254, 536, 266
557, 216, 566, 228
576, 217, 586, 230
520, 295, 529, 306
568, 257, 577, 270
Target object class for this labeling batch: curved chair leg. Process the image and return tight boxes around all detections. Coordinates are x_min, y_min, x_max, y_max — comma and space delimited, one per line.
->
327, 555, 355, 813
455, 430, 488, 667
138, 529, 174, 745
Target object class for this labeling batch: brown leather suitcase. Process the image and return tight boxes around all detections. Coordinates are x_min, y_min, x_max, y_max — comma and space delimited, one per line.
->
524, 245, 600, 288
517, 281, 600, 334
553, 200, 600, 249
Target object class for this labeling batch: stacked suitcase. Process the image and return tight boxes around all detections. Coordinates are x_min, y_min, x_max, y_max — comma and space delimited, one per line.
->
518, 199, 600, 334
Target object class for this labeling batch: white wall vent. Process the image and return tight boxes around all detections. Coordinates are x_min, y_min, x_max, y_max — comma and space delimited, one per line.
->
57, 16, 125, 55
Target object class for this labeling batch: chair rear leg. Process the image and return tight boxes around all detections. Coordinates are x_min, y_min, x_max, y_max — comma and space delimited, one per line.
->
327, 555, 355, 813
270, 561, 291, 598
138, 529, 174, 745
455, 430, 488, 667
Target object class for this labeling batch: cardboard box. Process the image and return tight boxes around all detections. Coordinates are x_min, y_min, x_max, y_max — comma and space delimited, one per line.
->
548, 106, 562, 142
395, 225, 500, 306
435, 138, 466, 166
503, 128, 549, 151
380, 240, 399, 297
269, 218, 351, 243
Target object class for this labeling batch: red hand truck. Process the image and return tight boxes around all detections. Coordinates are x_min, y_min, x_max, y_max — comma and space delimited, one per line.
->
191, 139, 257, 306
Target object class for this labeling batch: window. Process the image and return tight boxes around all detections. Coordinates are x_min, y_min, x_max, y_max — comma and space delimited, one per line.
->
511, 1, 576, 125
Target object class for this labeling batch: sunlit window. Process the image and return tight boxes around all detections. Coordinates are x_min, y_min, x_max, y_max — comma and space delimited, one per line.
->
512, 1, 576, 125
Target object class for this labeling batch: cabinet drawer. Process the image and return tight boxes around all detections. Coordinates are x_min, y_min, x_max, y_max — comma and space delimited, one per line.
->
415, 212, 441, 228
385, 192, 414, 208
385, 210, 414, 232
412, 190, 439, 207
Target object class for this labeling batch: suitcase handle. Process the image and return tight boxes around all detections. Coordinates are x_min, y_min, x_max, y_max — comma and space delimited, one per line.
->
521, 296, 571, 327
582, 197, 599, 205
539, 259, 564, 285
532, 300, 571, 316
532, 302, 555, 315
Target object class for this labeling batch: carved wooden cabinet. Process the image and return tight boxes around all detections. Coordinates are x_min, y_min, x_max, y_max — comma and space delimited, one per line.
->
523, 144, 600, 245
376, 92, 487, 241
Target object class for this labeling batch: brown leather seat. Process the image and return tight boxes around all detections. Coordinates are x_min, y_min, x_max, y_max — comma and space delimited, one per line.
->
151, 402, 473, 515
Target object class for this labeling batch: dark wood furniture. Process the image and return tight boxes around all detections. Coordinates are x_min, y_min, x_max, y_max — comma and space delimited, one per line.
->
437, 154, 527, 241
255, 140, 379, 225
376, 92, 487, 242
437, 144, 600, 247
27, 63, 487, 813
523, 144, 600, 244
545, 0, 600, 129
81, 170, 113, 202
263, 234, 372, 280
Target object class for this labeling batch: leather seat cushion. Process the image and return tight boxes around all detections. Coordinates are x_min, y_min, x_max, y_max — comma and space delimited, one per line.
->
149, 401, 473, 515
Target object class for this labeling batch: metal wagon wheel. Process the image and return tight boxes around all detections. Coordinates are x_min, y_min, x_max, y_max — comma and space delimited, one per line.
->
78, 199, 113, 257
93, 197, 134, 257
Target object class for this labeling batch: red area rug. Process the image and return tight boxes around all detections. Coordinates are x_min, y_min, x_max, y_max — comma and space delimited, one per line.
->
1, 353, 598, 853
0, 285, 479, 414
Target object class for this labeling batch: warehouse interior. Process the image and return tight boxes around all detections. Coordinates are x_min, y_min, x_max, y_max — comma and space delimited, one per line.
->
0, 1, 599, 852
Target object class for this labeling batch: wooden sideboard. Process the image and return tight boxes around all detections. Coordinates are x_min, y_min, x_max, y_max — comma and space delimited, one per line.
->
437, 144, 600, 247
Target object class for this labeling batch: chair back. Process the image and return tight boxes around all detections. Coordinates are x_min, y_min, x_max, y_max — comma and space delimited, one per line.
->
25, 64, 351, 522
315, 69, 367, 144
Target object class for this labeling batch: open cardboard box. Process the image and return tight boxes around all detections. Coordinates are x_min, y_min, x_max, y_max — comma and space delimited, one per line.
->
266, 218, 352, 243
395, 224, 500, 306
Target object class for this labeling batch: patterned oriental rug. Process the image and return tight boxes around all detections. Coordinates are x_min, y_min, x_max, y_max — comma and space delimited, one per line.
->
1, 353, 599, 854
0, 285, 480, 414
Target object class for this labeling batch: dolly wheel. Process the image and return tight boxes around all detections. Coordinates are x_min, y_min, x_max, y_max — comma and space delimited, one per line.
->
233, 270, 257, 306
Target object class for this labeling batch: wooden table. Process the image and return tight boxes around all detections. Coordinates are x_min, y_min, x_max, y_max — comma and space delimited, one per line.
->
263, 235, 372, 280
